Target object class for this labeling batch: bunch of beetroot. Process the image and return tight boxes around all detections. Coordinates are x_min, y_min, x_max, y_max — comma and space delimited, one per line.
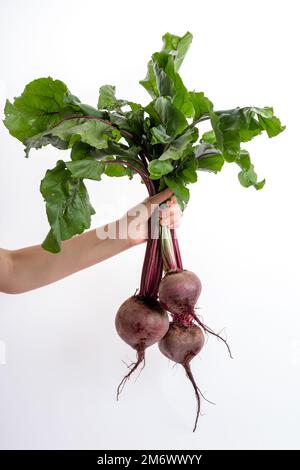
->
115, 210, 231, 432
4, 29, 284, 432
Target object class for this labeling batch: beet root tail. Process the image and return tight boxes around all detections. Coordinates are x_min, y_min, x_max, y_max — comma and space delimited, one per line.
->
183, 361, 201, 432
117, 343, 145, 400
190, 311, 233, 359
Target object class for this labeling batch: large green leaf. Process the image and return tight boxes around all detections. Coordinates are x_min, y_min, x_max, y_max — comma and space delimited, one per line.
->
140, 32, 194, 118
25, 118, 120, 156
3, 77, 104, 144
40, 160, 95, 252
201, 106, 285, 162
3, 77, 73, 142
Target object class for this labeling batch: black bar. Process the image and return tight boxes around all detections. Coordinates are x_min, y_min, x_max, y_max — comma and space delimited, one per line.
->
0, 450, 297, 467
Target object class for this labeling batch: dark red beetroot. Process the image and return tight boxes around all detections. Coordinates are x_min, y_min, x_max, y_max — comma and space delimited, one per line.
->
159, 269, 232, 357
115, 295, 169, 397
159, 322, 205, 432
159, 269, 202, 315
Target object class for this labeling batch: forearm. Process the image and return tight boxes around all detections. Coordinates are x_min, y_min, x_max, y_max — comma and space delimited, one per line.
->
5, 222, 131, 294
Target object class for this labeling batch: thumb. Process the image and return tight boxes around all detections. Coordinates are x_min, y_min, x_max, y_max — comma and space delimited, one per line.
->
143, 188, 173, 217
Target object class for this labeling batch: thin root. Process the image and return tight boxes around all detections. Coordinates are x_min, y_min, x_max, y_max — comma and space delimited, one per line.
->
117, 343, 145, 400
183, 361, 201, 433
191, 311, 233, 359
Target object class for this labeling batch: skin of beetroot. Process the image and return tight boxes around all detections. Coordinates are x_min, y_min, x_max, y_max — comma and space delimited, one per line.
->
158, 270, 202, 315
115, 295, 169, 350
158, 322, 205, 364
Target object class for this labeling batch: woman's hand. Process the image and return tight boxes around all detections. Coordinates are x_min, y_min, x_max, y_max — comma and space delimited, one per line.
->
0, 189, 183, 294
120, 188, 183, 246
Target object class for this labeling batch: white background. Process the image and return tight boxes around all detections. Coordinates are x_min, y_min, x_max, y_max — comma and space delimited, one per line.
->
0, 0, 299, 450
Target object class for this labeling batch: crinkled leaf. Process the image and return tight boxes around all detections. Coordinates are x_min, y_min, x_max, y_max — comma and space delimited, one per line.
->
195, 141, 225, 173
90, 141, 140, 160
140, 32, 194, 118
63, 93, 106, 118
237, 149, 251, 170
66, 159, 105, 180
25, 133, 68, 158
3, 77, 105, 144
148, 159, 174, 179
197, 154, 225, 173
71, 142, 92, 161
104, 163, 127, 177
153, 96, 187, 137
150, 125, 172, 144
49, 118, 120, 149
238, 164, 265, 190
159, 128, 198, 161
98, 85, 126, 110
201, 130, 217, 144
3, 77, 75, 143
162, 32, 193, 72
40, 160, 95, 253
189, 92, 212, 121
139, 60, 159, 99
181, 160, 198, 183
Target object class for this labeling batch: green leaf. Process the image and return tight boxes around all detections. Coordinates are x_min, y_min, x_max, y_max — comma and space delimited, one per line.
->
238, 164, 265, 190
49, 118, 120, 149
254, 107, 285, 137
71, 142, 92, 161
90, 141, 140, 160
40, 160, 95, 252
104, 163, 127, 177
189, 91, 212, 121
164, 176, 190, 210
24, 133, 68, 158
197, 154, 224, 173
140, 32, 194, 118
237, 149, 251, 170
66, 159, 105, 180
181, 160, 198, 183
201, 130, 216, 144
152, 53, 174, 97
3, 77, 76, 143
159, 128, 198, 161
150, 125, 172, 144
148, 159, 174, 179
153, 96, 187, 137
97, 85, 126, 110
162, 32, 193, 72
211, 107, 285, 162
139, 61, 159, 99
63, 93, 106, 118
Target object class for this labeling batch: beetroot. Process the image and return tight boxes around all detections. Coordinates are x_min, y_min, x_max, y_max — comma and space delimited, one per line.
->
159, 321, 205, 432
159, 269, 202, 315
159, 269, 232, 357
115, 295, 169, 396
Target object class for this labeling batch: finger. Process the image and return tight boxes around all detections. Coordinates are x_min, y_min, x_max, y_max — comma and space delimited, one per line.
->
143, 188, 173, 216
